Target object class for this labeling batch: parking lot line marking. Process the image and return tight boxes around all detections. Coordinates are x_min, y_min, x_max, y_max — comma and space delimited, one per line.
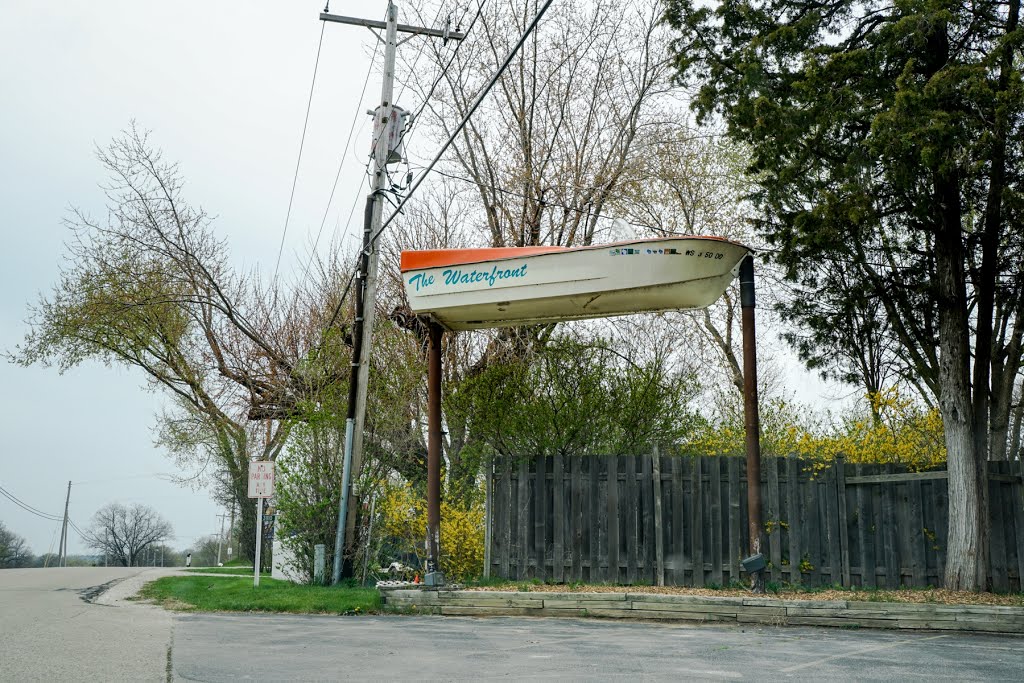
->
780, 634, 948, 673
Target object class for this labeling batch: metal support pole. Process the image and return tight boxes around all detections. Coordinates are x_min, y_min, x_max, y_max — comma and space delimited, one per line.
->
740, 255, 765, 593
254, 498, 264, 587
332, 418, 355, 584
425, 321, 444, 584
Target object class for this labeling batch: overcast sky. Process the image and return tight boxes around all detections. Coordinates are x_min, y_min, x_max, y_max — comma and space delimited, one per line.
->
0, 0, 398, 556
0, 1, 845, 559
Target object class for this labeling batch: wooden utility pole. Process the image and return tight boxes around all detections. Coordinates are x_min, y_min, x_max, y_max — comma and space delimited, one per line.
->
324, 1, 465, 585
58, 481, 71, 567
215, 513, 229, 566
227, 496, 235, 560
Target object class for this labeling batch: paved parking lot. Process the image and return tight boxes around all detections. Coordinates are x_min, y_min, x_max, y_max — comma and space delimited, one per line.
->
2, 569, 1022, 682
172, 612, 1024, 681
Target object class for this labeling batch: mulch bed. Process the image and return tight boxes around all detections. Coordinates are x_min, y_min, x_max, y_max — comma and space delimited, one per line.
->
468, 583, 1024, 606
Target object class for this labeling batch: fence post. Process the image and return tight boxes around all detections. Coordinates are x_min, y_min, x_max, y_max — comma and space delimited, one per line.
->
652, 446, 664, 586
553, 453, 564, 583
835, 456, 850, 587
484, 454, 493, 578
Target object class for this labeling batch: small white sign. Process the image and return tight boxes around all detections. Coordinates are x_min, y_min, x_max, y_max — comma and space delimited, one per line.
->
247, 461, 275, 499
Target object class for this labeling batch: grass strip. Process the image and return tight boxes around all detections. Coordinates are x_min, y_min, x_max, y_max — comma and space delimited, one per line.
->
184, 567, 269, 576
140, 575, 380, 615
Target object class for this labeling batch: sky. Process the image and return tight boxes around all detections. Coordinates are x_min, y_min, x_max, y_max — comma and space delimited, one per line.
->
0, 1, 845, 558
0, 0, 394, 556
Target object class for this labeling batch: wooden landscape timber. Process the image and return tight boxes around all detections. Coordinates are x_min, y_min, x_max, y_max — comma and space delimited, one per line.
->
380, 589, 1024, 633
486, 455, 1024, 591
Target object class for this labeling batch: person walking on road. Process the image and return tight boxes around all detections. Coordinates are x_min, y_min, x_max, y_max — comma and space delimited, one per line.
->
186, 552, 192, 568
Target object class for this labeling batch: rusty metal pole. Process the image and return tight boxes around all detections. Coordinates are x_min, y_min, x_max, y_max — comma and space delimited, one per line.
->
740, 254, 766, 593
425, 321, 444, 584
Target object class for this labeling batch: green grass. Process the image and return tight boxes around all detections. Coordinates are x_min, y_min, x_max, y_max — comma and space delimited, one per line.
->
184, 566, 269, 576
139, 576, 381, 615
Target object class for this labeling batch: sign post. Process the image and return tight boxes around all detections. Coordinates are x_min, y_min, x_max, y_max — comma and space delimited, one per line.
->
247, 460, 275, 587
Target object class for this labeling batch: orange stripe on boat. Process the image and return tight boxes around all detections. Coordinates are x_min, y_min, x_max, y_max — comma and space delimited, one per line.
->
400, 246, 564, 272
399, 236, 746, 272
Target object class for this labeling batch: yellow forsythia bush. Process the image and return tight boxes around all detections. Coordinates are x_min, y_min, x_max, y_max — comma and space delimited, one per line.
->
377, 482, 485, 581
686, 388, 946, 471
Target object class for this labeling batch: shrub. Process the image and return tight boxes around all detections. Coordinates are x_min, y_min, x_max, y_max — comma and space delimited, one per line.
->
376, 482, 484, 582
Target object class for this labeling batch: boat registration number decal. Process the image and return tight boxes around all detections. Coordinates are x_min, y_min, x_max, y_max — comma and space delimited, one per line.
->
610, 247, 725, 259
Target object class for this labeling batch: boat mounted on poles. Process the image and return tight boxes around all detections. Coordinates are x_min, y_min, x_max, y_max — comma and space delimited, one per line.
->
400, 236, 751, 331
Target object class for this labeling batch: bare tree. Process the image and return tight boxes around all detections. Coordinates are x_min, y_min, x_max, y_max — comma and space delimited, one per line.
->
13, 126, 352, 561
85, 503, 173, 567
0, 522, 33, 568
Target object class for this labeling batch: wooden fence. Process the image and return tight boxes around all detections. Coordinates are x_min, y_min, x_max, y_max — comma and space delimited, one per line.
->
485, 455, 1024, 591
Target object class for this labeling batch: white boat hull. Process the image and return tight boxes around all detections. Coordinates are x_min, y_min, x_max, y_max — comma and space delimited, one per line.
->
402, 237, 750, 331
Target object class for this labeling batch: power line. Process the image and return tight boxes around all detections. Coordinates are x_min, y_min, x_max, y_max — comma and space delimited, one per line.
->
335, 3, 483, 256
398, 1, 484, 154
322, 0, 553, 334
67, 519, 88, 540
393, 2, 448, 105
0, 484, 63, 521
367, 0, 553, 254
298, 38, 382, 288
421, 165, 618, 228
273, 22, 328, 285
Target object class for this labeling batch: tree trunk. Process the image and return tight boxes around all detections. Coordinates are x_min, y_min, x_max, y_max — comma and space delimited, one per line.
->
934, 167, 988, 591
1009, 386, 1023, 463
231, 475, 257, 564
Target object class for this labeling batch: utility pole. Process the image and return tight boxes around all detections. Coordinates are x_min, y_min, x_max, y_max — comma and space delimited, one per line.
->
227, 497, 235, 560
216, 513, 229, 566
58, 481, 71, 567
322, 1, 465, 585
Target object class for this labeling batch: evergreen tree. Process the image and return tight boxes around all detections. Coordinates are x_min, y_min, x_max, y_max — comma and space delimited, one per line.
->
665, 0, 1024, 590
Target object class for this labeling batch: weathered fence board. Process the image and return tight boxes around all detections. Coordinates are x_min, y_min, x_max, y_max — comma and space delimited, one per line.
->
489, 455, 1024, 590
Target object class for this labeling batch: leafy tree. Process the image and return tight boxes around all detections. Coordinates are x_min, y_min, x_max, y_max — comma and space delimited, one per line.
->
666, 0, 1024, 590
447, 334, 701, 458
84, 502, 173, 567
0, 521, 33, 568
274, 419, 346, 583
11, 127, 355, 562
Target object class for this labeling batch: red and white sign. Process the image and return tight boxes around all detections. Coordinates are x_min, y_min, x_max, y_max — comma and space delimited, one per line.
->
247, 461, 275, 499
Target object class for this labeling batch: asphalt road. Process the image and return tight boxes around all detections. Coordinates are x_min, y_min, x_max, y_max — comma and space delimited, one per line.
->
2, 569, 1023, 682
0, 567, 176, 682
